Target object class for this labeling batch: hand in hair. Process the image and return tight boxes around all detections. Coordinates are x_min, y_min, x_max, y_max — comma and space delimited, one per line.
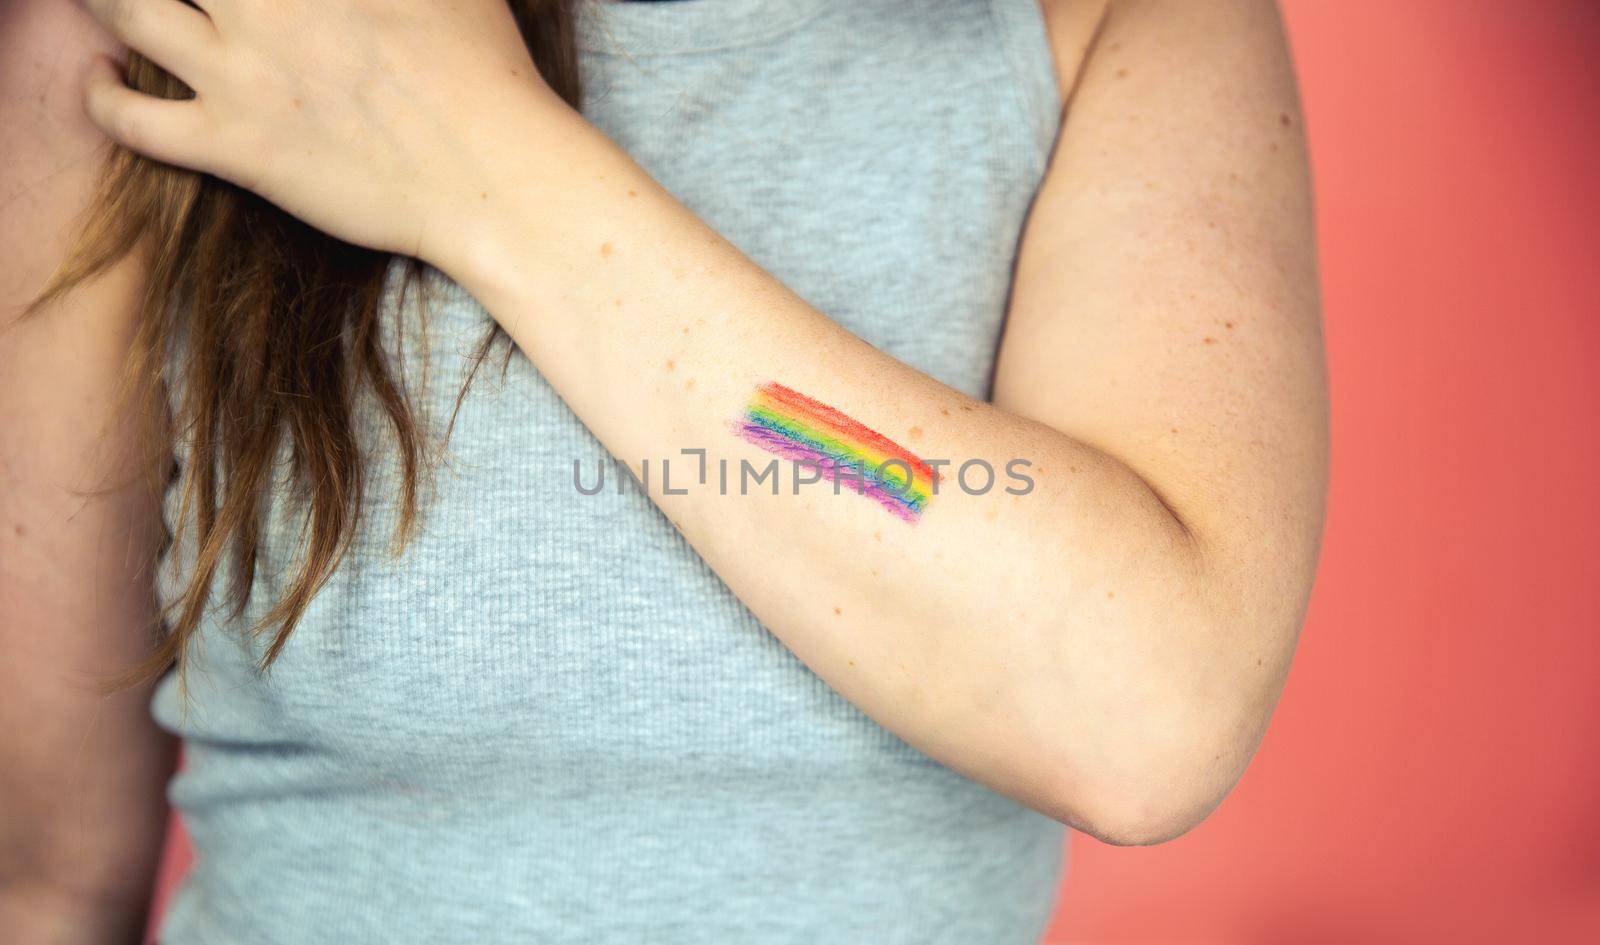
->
79, 0, 572, 268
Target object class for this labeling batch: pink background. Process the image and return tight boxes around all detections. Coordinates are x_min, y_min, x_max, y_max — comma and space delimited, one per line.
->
150, 1, 1600, 941
1044, 0, 1600, 940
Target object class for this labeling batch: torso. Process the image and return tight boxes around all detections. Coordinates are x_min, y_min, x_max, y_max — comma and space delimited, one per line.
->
152, 2, 1094, 942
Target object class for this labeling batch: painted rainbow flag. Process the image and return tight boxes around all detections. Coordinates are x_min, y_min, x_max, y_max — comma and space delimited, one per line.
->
734, 381, 938, 522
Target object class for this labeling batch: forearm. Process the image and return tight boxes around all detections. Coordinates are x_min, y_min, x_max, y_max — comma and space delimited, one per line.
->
439, 98, 1251, 836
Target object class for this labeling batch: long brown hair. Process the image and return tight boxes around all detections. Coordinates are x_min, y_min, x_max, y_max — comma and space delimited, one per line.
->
25, 1, 582, 689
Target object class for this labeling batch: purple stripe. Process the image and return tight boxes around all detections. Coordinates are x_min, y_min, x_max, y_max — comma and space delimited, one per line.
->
736, 422, 922, 522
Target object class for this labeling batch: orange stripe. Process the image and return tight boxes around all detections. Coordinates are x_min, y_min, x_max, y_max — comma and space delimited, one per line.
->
753, 383, 937, 483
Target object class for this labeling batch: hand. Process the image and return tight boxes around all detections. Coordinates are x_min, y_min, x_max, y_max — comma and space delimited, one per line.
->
80, 0, 565, 264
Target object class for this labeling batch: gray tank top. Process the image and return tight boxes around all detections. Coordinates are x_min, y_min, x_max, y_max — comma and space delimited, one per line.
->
151, 1, 1067, 941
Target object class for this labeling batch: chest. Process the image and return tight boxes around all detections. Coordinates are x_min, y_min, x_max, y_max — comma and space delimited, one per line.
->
154, 3, 1052, 788
576, 10, 1047, 396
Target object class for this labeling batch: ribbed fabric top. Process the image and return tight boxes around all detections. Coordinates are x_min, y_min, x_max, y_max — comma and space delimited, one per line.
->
151, 2, 1067, 942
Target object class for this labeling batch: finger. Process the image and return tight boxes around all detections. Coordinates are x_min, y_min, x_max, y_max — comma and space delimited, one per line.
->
83, 0, 220, 85
83, 55, 214, 170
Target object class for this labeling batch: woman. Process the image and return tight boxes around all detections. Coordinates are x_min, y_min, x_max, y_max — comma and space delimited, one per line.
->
0, 0, 1326, 942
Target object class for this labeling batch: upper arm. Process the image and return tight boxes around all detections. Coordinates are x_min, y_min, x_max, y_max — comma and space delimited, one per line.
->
995, 0, 1327, 629
0, 0, 175, 926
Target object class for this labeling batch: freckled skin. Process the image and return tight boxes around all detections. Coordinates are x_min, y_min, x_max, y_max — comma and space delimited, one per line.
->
665, 359, 674, 371
907, 426, 923, 441
600, 242, 613, 257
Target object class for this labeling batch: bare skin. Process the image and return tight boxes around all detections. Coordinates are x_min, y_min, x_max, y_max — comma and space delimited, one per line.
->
1, 3, 176, 943
3, 0, 1325, 936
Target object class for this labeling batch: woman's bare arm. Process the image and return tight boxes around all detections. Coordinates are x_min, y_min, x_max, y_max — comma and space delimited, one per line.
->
995, 0, 1328, 837
448, 0, 1325, 844
435, 0, 1324, 843
1, 3, 176, 942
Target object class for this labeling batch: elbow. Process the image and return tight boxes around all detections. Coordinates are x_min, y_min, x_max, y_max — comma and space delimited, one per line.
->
1035, 704, 1266, 847
1065, 779, 1225, 847
1013, 578, 1301, 845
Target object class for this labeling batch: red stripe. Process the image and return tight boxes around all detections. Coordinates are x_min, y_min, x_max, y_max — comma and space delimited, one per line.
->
755, 382, 938, 482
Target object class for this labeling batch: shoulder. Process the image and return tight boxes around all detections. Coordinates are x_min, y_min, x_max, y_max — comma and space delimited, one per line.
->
1035, 0, 1295, 113
1, 0, 123, 166
2, 0, 125, 311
